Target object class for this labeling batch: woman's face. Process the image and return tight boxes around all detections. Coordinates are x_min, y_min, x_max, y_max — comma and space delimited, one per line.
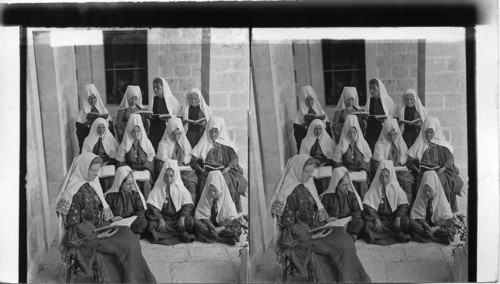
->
121, 175, 135, 194
347, 127, 357, 141
313, 125, 323, 137
188, 93, 200, 107
301, 164, 315, 183
404, 93, 416, 107
163, 169, 175, 186
170, 129, 182, 142
379, 169, 391, 186
209, 128, 219, 142
131, 126, 141, 140
369, 83, 380, 99
337, 175, 350, 194
424, 128, 435, 142
96, 123, 106, 136
423, 184, 435, 200
208, 184, 220, 199
128, 96, 138, 107
345, 97, 354, 108
88, 94, 98, 106
386, 129, 398, 143
87, 163, 101, 181
305, 95, 314, 108
153, 82, 163, 97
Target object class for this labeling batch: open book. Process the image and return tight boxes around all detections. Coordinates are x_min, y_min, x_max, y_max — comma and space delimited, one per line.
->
420, 164, 440, 171
133, 170, 151, 181
86, 112, 110, 120
151, 114, 172, 118
399, 117, 421, 124
135, 110, 153, 115
204, 164, 225, 172
367, 114, 388, 120
348, 171, 367, 182
178, 165, 192, 172
394, 166, 409, 172
312, 166, 333, 179
304, 114, 326, 121
184, 117, 207, 124
308, 216, 353, 234
98, 165, 116, 178
93, 216, 137, 233
350, 111, 370, 116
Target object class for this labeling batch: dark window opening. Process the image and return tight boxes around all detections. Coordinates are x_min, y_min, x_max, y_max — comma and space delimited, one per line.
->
322, 40, 367, 106
104, 30, 148, 105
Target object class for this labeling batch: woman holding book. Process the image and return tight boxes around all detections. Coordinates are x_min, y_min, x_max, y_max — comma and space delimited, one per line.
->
116, 113, 156, 199
156, 117, 198, 202
193, 170, 242, 245
362, 160, 411, 246
331, 86, 366, 143
410, 171, 457, 244
299, 119, 336, 195
182, 88, 213, 147
372, 118, 414, 203
319, 167, 364, 241
364, 79, 397, 152
332, 114, 372, 200
398, 89, 428, 148
105, 166, 148, 237
270, 154, 371, 283
406, 117, 463, 212
115, 85, 150, 142
293, 85, 332, 152
81, 117, 119, 192
56, 153, 156, 283
76, 84, 114, 153
190, 117, 247, 212
148, 78, 181, 152
146, 160, 196, 245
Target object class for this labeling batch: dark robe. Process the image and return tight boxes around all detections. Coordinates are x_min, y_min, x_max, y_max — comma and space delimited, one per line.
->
336, 143, 370, 200
293, 108, 333, 153
321, 191, 364, 236
276, 184, 371, 283
75, 106, 115, 153
118, 143, 153, 199
92, 138, 116, 192
115, 107, 150, 143
331, 107, 366, 144
105, 190, 148, 235
62, 183, 156, 283
148, 96, 169, 152
410, 212, 456, 245
309, 139, 334, 195
185, 105, 206, 148
401, 106, 422, 148
364, 97, 385, 151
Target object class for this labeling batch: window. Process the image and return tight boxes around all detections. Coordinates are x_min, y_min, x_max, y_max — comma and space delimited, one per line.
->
103, 30, 148, 105
322, 40, 367, 106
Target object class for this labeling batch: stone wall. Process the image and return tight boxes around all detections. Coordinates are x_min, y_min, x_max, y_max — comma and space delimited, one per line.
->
75, 45, 106, 104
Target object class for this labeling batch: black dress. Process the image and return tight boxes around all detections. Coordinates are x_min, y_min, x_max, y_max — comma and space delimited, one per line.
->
148, 96, 169, 151
364, 97, 385, 151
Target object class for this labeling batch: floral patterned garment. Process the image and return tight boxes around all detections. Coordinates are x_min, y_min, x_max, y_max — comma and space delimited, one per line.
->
279, 184, 318, 230
65, 183, 106, 228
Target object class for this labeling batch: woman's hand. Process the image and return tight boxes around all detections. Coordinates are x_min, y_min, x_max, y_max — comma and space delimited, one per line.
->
317, 208, 328, 222
110, 216, 123, 222
311, 229, 332, 239
199, 120, 207, 127
437, 167, 446, 174
101, 161, 109, 167
430, 226, 441, 234
177, 217, 185, 231
215, 226, 226, 234
158, 219, 168, 233
97, 228, 118, 239
222, 167, 230, 174
374, 218, 384, 233
392, 216, 401, 231
318, 162, 326, 167
326, 216, 337, 222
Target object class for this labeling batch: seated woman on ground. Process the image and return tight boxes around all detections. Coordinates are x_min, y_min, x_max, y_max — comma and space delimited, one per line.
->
270, 154, 371, 283
104, 166, 149, 238
115, 85, 150, 143
372, 117, 414, 203
319, 166, 364, 242
362, 159, 411, 246
194, 170, 242, 245
299, 119, 336, 195
182, 88, 213, 148
331, 86, 366, 144
410, 170, 457, 245
116, 113, 156, 199
55, 153, 156, 283
398, 88, 428, 148
156, 117, 198, 202
332, 114, 372, 200
146, 160, 195, 245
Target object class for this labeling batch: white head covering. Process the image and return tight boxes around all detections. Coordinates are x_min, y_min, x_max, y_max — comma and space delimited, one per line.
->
299, 119, 336, 159
319, 166, 363, 208
363, 160, 409, 213
76, 84, 112, 123
332, 114, 372, 163
147, 159, 193, 212
82, 118, 119, 159
151, 78, 181, 116
365, 79, 397, 117
116, 113, 156, 162
373, 117, 408, 165
119, 85, 145, 109
410, 171, 453, 223
182, 88, 213, 131
399, 88, 428, 132
55, 153, 113, 242
270, 154, 324, 217
195, 170, 238, 223
104, 166, 147, 209
335, 86, 361, 111
407, 117, 454, 160
294, 85, 329, 124
157, 117, 192, 164
191, 116, 238, 160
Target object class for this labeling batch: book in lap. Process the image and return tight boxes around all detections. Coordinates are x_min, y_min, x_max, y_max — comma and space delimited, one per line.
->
135, 110, 153, 115
86, 112, 110, 120
99, 165, 116, 178
367, 114, 388, 119
420, 164, 440, 171
204, 164, 224, 172
184, 117, 206, 124
93, 216, 138, 233
178, 165, 192, 172
350, 111, 370, 116
312, 166, 333, 179
348, 171, 367, 182
307, 216, 353, 234
133, 170, 151, 181
399, 117, 421, 124
394, 166, 409, 172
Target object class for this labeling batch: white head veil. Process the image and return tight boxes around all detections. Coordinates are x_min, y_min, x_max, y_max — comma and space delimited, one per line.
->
332, 114, 372, 163
195, 170, 238, 223
82, 118, 119, 159
191, 116, 238, 161
150, 78, 181, 116
157, 117, 192, 164
294, 85, 329, 124
407, 117, 454, 160
299, 119, 336, 159
116, 113, 156, 162
373, 117, 408, 165
410, 170, 453, 223
319, 166, 363, 208
119, 85, 145, 109
365, 79, 397, 117
182, 88, 213, 131
104, 166, 147, 209
76, 84, 112, 123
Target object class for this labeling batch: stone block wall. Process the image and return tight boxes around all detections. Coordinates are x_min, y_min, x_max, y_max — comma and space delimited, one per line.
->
75, 45, 106, 104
